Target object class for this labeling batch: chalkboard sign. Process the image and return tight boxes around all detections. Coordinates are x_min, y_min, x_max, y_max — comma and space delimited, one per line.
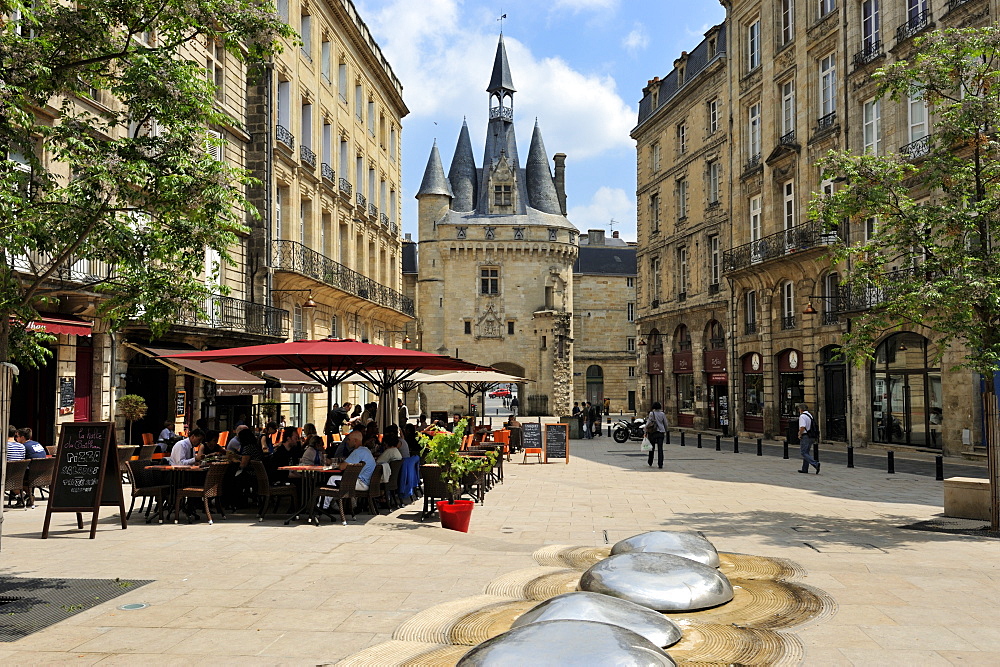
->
522, 422, 542, 451
43, 422, 127, 539
175, 390, 187, 419
544, 423, 569, 463
59, 377, 75, 416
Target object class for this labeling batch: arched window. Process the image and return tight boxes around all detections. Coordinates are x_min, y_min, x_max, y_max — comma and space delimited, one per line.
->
586, 365, 604, 405
674, 324, 691, 352
706, 320, 725, 349
780, 280, 796, 329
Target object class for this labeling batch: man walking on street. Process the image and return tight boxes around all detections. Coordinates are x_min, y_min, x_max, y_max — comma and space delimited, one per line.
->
797, 403, 820, 474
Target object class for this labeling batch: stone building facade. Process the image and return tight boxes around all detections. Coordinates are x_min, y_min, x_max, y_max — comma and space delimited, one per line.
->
635, 0, 995, 456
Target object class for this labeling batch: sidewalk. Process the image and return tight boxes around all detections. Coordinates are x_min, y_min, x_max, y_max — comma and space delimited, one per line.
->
0, 435, 997, 665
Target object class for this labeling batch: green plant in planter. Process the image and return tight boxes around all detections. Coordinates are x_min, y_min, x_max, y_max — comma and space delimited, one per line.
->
260, 399, 279, 423
419, 418, 497, 502
117, 394, 147, 445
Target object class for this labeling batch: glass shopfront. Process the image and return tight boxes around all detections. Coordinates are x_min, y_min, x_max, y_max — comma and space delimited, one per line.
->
871, 332, 942, 448
742, 352, 764, 433
776, 349, 805, 439
673, 325, 694, 426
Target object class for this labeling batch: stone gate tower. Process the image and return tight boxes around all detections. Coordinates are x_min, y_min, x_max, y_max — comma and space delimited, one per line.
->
415, 35, 578, 417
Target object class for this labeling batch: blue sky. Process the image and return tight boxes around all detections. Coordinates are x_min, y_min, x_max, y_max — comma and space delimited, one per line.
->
355, 0, 726, 242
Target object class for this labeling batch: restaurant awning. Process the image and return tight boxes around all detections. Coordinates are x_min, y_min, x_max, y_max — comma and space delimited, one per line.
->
26, 313, 93, 337
128, 344, 267, 396
265, 369, 324, 394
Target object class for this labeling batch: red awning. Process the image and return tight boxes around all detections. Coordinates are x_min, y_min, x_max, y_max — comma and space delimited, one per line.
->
26, 314, 93, 337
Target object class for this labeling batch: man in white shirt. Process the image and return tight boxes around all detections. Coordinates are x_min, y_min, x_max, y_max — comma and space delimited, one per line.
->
169, 429, 205, 466
158, 421, 177, 443
797, 403, 820, 474
397, 398, 409, 426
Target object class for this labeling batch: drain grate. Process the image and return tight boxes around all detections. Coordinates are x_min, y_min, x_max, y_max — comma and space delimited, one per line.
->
0, 577, 152, 642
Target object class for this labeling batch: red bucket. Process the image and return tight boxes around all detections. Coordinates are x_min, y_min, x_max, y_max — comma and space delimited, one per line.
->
437, 500, 474, 533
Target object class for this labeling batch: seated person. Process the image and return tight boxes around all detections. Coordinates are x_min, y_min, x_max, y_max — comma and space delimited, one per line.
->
327, 430, 375, 491
400, 423, 418, 458
157, 421, 177, 443
506, 415, 522, 429
6, 425, 25, 461
169, 429, 205, 466
331, 424, 362, 461
16, 428, 47, 459
376, 426, 403, 464
299, 435, 326, 467
201, 431, 223, 456
226, 425, 248, 462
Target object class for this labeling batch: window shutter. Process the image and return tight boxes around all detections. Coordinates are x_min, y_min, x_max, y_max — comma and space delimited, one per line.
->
206, 130, 223, 161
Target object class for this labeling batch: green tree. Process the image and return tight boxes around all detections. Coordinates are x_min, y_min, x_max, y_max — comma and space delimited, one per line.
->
0, 0, 293, 544
812, 27, 1000, 528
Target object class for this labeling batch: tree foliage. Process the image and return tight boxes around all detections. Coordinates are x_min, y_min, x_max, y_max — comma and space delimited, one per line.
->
0, 0, 294, 364
813, 27, 1000, 375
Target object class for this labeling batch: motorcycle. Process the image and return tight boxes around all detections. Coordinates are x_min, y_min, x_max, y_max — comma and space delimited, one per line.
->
612, 417, 646, 443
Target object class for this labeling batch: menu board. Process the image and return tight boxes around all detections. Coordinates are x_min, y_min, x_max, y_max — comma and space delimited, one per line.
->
175, 390, 187, 419
544, 423, 569, 463
59, 377, 75, 416
522, 422, 542, 451
43, 422, 127, 539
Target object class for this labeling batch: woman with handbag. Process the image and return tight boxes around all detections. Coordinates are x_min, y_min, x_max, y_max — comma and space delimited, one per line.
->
645, 401, 669, 469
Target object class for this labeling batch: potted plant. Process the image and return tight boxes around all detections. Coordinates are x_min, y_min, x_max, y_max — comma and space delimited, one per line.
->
419, 418, 496, 532
117, 394, 147, 445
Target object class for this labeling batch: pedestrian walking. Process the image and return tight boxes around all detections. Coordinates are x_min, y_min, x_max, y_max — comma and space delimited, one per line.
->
510, 395, 519, 416
582, 402, 591, 438
797, 403, 820, 474
589, 401, 601, 438
645, 402, 669, 469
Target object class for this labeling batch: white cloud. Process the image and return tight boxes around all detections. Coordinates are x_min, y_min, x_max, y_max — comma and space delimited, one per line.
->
567, 187, 636, 241
622, 25, 649, 54
551, 0, 619, 12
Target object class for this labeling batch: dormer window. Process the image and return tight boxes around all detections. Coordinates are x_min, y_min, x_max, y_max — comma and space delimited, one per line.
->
493, 185, 512, 207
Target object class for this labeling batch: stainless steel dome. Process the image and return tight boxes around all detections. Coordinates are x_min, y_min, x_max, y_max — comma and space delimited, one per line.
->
511, 591, 683, 648
579, 552, 734, 612
611, 531, 721, 568
457, 619, 676, 666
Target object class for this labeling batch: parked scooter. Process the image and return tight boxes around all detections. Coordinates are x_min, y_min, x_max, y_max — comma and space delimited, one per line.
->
612, 417, 646, 443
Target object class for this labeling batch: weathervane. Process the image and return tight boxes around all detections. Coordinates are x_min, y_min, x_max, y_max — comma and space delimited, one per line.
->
497, 9, 506, 33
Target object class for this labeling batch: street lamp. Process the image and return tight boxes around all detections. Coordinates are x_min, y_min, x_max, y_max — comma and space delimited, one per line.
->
272, 289, 318, 309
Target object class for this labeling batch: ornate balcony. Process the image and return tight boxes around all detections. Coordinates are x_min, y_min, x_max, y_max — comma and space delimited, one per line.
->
338, 177, 352, 197
272, 240, 415, 317
816, 111, 837, 133
368, 202, 378, 219
822, 311, 840, 325
276, 124, 294, 149
300, 144, 316, 168
853, 40, 883, 69
723, 219, 840, 274
946, 0, 975, 11
744, 321, 757, 335
321, 163, 335, 182
779, 130, 797, 147
174, 294, 288, 338
708, 282, 720, 295
900, 134, 932, 160
11, 252, 114, 285
781, 315, 796, 330
356, 192, 367, 209
489, 106, 513, 121
833, 267, 928, 314
389, 221, 398, 236
744, 153, 761, 173
380, 213, 389, 228
896, 9, 931, 43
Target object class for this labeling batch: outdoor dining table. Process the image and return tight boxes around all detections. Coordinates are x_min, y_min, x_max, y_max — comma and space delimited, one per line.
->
149, 465, 207, 522
277, 465, 341, 525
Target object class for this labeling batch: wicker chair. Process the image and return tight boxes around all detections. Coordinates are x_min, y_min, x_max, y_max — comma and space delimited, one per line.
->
126, 460, 170, 524
174, 463, 228, 524
310, 463, 362, 525
250, 460, 297, 521
138, 444, 157, 461
45, 445, 58, 457
385, 459, 403, 509
26, 457, 56, 502
355, 463, 385, 515
419, 465, 452, 520
4, 459, 31, 508
117, 446, 135, 485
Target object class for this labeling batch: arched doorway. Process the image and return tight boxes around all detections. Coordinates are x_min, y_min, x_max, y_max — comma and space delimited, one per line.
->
871, 332, 941, 447
821, 345, 847, 441
742, 352, 764, 433
492, 361, 527, 412
646, 328, 664, 411
586, 365, 604, 405
673, 325, 694, 427
776, 348, 805, 439
703, 321, 728, 432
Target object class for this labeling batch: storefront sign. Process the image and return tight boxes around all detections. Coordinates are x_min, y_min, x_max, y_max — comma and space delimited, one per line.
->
672, 351, 693, 373
175, 390, 187, 419
280, 384, 324, 394
59, 377, 75, 416
214, 384, 267, 397
703, 349, 727, 372
647, 354, 664, 375
708, 373, 729, 385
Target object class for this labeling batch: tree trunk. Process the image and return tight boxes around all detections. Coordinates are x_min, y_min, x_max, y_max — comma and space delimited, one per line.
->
0, 361, 18, 552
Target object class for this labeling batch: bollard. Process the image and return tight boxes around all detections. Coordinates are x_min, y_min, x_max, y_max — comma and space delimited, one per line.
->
665, 430, 671, 445
782, 441, 789, 459
734, 437, 739, 454
813, 441, 820, 463
715, 435, 721, 451
697, 433, 703, 449
681, 432, 686, 447
935, 455, 943, 481
847, 446, 854, 468
887, 451, 895, 474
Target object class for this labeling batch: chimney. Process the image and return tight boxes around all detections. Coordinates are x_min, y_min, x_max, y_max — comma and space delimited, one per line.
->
553, 153, 567, 215
588, 229, 605, 246
404, 233, 412, 241
612, 231, 620, 239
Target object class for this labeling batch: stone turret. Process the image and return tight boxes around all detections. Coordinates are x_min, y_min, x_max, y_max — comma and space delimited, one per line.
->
416, 141, 453, 199
525, 120, 562, 215
448, 120, 477, 212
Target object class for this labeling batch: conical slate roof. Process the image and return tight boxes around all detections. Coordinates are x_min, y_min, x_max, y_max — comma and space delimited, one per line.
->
416, 142, 453, 198
487, 34, 516, 93
448, 120, 478, 211
525, 120, 562, 215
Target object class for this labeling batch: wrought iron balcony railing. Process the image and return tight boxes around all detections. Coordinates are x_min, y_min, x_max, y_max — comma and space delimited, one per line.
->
744, 153, 761, 173
708, 282, 720, 295
321, 163, 335, 182
300, 145, 316, 168
389, 221, 398, 236
272, 239, 415, 317
781, 315, 796, 330
853, 40, 883, 68
175, 294, 288, 338
338, 177, 352, 197
11, 252, 114, 285
832, 267, 928, 314
276, 124, 294, 149
356, 192, 367, 209
678, 291, 687, 302
368, 202, 378, 219
947, 0, 974, 11
723, 219, 840, 273
896, 9, 931, 43
744, 321, 757, 335
816, 111, 837, 133
380, 213, 389, 228
900, 134, 932, 160
779, 130, 797, 146
822, 311, 840, 325
292, 328, 309, 341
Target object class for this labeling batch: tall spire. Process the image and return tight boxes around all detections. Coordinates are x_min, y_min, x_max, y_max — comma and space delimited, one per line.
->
487, 34, 516, 94
416, 141, 453, 199
448, 120, 477, 211
525, 120, 562, 215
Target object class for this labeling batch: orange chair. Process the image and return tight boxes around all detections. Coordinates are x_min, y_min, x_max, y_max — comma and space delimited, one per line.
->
218, 430, 229, 448
141, 432, 154, 447
522, 447, 542, 464
493, 430, 511, 461
329, 433, 342, 443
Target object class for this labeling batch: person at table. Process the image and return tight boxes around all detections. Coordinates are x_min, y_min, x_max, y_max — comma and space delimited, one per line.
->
15, 428, 47, 459
299, 435, 326, 467
400, 423, 416, 458
158, 421, 177, 443
377, 426, 403, 464
330, 430, 375, 491
447, 414, 462, 432
202, 431, 224, 456
229, 427, 266, 507
505, 415, 521, 429
6, 425, 25, 461
269, 426, 301, 477
169, 429, 205, 466
226, 425, 248, 460
302, 422, 318, 443
258, 421, 279, 455
363, 421, 381, 452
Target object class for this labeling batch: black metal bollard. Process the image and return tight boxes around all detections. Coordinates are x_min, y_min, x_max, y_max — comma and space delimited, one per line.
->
733, 437, 739, 454
756, 438, 763, 456
681, 432, 686, 447
847, 446, 854, 468
666, 431, 671, 445
887, 451, 895, 474
813, 441, 820, 463
935, 455, 944, 481
783, 441, 789, 459
715, 435, 721, 451
697, 433, 703, 449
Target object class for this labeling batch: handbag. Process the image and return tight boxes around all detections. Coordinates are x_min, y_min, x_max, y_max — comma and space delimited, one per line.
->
640, 437, 653, 452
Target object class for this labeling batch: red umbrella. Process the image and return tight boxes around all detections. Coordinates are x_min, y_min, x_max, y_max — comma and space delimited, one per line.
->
160, 338, 490, 427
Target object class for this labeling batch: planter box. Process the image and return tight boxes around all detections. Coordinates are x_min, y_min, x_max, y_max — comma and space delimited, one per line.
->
943, 477, 990, 521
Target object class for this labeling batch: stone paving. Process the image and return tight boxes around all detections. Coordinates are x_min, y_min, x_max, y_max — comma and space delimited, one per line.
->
0, 435, 998, 665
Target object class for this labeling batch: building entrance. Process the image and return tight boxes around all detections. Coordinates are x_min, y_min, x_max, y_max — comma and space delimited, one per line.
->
871, 333, 941, 448
821, 345, 847, 441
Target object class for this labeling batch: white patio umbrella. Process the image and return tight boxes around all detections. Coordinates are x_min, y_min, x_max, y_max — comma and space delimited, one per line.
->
414, 370, 531, 416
